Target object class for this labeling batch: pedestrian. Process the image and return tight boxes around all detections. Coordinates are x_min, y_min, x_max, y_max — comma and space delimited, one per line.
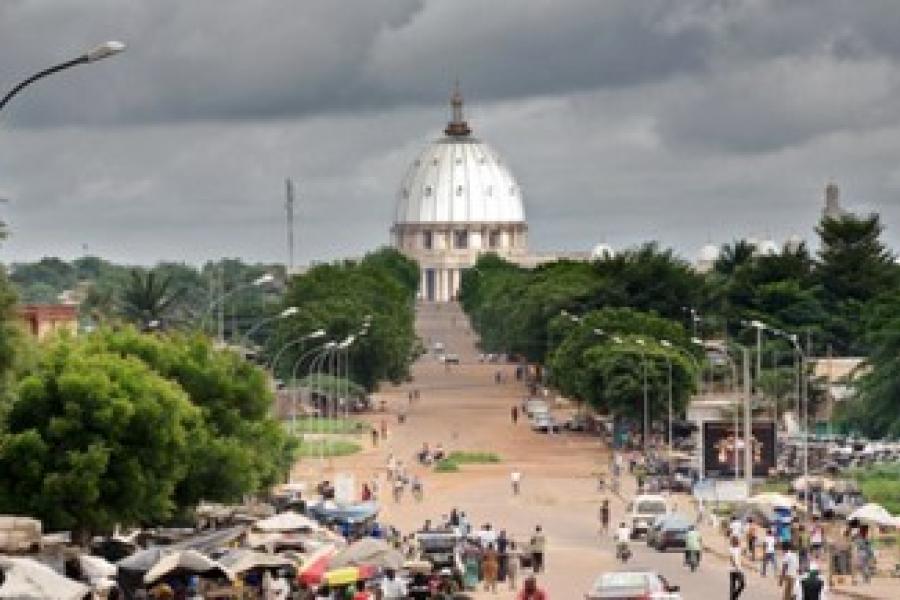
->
411, 475, 423, 502
853, 525, 873, 584
380, 569, 406, 600
729, 535, 746, 600
408, 390, 413, 405
761, 527, 777, 577
684, 525, 702, 570
516, 576, 547, 600
511, 405, 518, 424
728, 514, 744, 543
511, 470, 522, 495
482, 543, 499, 593
800, 562, 825, 600
746, 518, 757, 560
371, 427, 378, 448
361, 483, 372, 502
599, 499, 610, 534
810, 516, 825, 560
497, 530, 509, 581
797, 523, 811, 573
780, 541, 800, 600
392, 478, 404, 503
380, 420, 387, 440
507, 541, 520, 591
530, 526, 546, 573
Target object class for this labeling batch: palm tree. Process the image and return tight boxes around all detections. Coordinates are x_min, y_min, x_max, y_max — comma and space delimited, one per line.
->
120, 269, 183, 329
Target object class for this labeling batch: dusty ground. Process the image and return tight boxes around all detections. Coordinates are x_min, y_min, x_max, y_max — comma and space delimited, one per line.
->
291, 303, 838, 599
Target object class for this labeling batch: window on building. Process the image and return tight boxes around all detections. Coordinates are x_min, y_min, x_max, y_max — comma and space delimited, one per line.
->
454, 230, 469, 249
489, 230, 501, 249
456, 184, 464, 197
422, 230, 433, 250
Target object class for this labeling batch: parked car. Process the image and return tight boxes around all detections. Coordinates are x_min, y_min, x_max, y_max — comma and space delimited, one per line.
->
646, 514, 692, 551
586, 571, 682, 599
416, 530, 462, 571
443, 353, 460, 364
626, 495, 670, 538
564, 414, 591, 432
531, 414, 560, 434
522, 399, 549, 418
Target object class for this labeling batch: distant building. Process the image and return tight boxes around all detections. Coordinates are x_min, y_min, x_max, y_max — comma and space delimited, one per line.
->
18, 304, 78, 340
823, 181, 844, 220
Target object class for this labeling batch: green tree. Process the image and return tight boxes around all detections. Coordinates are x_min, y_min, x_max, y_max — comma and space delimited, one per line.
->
120, 269, 184, 328
0, 265, 18, 398
0, 337, 199, 539
816, 214, 898, 353
84, 327, 295, 507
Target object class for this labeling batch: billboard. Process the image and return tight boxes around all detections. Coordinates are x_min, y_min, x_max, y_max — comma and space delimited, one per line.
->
702, 421, 776, 478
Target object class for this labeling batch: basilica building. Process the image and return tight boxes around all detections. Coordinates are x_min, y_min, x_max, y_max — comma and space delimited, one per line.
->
391, 87, 532, 301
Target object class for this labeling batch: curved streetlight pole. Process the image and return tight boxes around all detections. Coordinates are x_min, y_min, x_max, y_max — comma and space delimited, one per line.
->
1, 41, 126, 114
238, 306, 298, 348
269, 328, 326, 376
286, 339, 330, 435
201, 273, 275, 343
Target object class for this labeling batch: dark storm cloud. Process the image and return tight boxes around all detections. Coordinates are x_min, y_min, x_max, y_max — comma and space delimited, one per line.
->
1, 0, 900, 266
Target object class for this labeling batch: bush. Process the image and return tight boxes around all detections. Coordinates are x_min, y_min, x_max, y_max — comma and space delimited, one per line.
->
295, 438, 361, 458
434, 451, 501, 472
850, 465, 900, 514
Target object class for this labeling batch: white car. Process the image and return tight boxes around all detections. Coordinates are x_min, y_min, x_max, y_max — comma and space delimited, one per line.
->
586, 571, 682, 599
625, 494, 669, 538
522, 399, 549, 418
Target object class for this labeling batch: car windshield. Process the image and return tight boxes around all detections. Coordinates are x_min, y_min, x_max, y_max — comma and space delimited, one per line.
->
637, 500, 667, 514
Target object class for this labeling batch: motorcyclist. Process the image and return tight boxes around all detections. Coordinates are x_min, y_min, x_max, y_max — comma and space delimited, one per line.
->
685, 524, 702, 570
615, 521, 631, 561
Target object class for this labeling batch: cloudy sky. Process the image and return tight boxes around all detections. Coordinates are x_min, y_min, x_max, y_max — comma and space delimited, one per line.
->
1, 0, 899, 266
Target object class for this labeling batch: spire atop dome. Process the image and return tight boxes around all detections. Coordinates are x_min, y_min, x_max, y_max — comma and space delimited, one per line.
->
444, 81, 472, 137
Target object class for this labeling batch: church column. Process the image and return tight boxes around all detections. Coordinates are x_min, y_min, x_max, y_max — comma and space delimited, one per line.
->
438, 269, 447, 302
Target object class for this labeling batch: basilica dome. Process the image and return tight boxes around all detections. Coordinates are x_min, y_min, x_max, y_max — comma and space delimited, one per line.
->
394, 88, 525, 225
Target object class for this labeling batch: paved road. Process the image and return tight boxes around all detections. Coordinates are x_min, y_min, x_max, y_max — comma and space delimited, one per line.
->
294, 302, 788, 599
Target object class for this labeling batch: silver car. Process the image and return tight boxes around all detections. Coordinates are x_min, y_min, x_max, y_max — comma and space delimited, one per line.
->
586, 571, 682, 599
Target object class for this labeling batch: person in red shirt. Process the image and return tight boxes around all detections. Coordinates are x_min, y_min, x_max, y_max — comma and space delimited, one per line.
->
517, 576, 547, 599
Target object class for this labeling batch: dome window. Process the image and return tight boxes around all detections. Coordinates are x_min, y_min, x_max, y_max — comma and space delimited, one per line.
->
422, 230, 433, 250
489, 230, 501, 249
455, 157, 463, 166
432, 158, 439, 166
414, 159, 421, 167
509, 186, 516, 196
456, 185, 464, 196
401, 188, 409, 199
424, 185, 433, 197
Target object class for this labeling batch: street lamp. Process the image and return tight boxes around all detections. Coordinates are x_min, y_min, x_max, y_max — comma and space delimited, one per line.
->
239, 305, 298, 347
202, 273, 275, 342
660, 340, 675, 455
1, 41, 126, 113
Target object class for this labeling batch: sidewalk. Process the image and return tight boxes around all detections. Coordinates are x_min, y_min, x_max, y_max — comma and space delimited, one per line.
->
687, 491, 896, 599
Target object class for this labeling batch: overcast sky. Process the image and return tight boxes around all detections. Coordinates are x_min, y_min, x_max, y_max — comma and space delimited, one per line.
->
2, 0, 899, 266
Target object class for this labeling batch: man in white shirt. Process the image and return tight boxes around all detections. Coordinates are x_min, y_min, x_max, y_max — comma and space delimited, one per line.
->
615, 522, 631, 561
761, 528, 778, 577
729, 515, 744, 541
729, 536, 746, 599
511, 470, 522, 495
780, 542, 800, 600
381, 568, 407, 599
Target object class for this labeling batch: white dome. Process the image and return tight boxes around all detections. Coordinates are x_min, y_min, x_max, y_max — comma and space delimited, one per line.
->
394, 90, 525, 225
698, 244, 719, 263
591, 243, 615, 260
757, 239, 779, 256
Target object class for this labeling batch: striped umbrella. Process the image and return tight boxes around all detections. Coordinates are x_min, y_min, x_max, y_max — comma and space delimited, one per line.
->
297, 545, 336, 585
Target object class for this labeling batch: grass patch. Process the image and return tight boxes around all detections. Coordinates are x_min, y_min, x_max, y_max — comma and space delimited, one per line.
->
757, 479, 791, 495
286, 417, 368, 435
434, 451, 501, 472
295, 438, 362, 458
848, 465, 900, 514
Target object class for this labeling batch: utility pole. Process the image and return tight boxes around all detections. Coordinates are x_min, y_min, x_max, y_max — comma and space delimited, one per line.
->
743, 346, 753, 495
286, 178, 296, 273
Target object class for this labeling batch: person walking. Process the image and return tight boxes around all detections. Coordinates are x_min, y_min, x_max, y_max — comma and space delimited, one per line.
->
599, 499, 610, 534
516, 576, 547, 600
746, 518, 757, 561
507, 541, 520, 592
482, 543, 499, 593
729, 535, 746, 599
530, 526, 546, 573
800, 562, 826, 600
780, 541, 800, 600
511, 470, 522, 495
371, 427, 378, 448
411, 475, 423, 502
761, 527, 778, 577
684, 525, 702, 570
511, 405, 519, 424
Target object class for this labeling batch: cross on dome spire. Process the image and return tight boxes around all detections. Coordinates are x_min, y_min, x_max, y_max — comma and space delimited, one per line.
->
444, 81, 472, 137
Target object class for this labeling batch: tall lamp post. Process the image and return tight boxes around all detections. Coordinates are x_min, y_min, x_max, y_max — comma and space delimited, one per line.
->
201, 273, 274, 343
1, 41, 126, 114
239, 306, 298, 349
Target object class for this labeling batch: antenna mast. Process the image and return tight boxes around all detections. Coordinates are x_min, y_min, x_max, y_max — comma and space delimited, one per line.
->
285, 178, 295, 273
